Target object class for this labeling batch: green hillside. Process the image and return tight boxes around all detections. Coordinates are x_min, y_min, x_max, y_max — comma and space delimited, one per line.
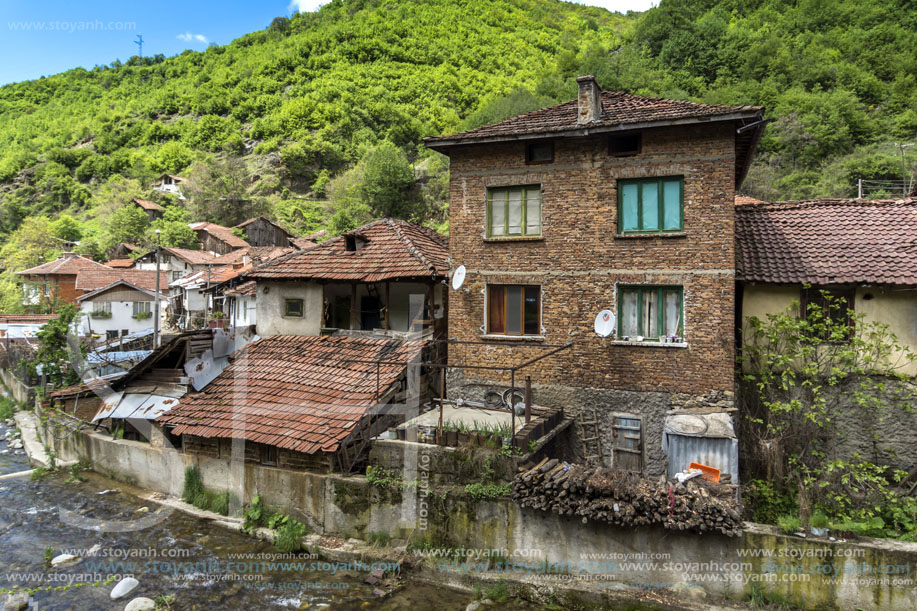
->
0, 0, 915, 311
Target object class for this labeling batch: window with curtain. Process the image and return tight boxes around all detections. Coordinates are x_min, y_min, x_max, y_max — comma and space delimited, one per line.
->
132, 301, 151, 316
487, 285, 541, 336
487, 185, 542, 237
617, 177, 683, 233
618, 286, 683, 340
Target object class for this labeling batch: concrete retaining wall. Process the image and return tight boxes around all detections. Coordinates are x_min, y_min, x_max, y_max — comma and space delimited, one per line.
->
37, 412, 917, 610
0, 369, 36, 405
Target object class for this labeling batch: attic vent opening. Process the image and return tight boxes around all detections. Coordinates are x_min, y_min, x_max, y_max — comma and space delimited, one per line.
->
344, 235, 366, 252
609, 133, 642, 157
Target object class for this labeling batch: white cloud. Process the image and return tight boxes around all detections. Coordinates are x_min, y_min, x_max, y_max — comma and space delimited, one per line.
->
289, 0, 324, 13
177, 32, 209, 44
571, 0, 657, 13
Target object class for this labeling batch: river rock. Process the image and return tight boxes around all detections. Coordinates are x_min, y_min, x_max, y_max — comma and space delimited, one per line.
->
124, 597, 155, 611
3, 591, 29, 610
50, 553, 81, 567
465, 602, 481, 611
9, 439, 22, 450
110, 577, 139, 600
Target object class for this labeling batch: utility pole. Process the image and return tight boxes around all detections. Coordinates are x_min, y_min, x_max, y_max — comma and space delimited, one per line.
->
897, 142, 914, 197
134, 34, 144, 58
154, 229, 161, 348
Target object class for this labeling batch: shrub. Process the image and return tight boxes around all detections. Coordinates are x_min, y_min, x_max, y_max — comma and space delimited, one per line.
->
777, 515, 801, 534
182, 466, 203, 504
271, 514, 308, 553
483, 581, 510, 603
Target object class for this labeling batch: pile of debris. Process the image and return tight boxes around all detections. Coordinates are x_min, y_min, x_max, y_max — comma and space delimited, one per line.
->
511, 459, 742, 537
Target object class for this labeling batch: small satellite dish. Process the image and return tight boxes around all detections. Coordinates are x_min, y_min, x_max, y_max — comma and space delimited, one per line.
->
594, 310, 616, 337
452, 265, 466, 291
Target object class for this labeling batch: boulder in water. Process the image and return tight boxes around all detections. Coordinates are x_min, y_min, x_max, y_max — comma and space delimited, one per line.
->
110, 577, 140, 600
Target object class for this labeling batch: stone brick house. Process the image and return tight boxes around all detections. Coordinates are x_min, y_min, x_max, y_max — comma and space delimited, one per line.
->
18, 253, 112, 306
426, 76, 765, 476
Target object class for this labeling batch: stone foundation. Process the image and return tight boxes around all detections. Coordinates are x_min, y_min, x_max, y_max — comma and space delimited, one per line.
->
448, 369, 734, 476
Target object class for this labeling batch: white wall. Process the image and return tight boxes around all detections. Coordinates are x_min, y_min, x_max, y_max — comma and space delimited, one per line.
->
79, 299, 165, 339
255, 280, 322, 336
230, 294, 256, 328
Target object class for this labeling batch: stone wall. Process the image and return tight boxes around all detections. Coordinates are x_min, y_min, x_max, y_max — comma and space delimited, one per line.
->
447, 369, 732, 476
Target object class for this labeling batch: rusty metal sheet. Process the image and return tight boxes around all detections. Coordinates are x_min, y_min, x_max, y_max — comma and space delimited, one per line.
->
92, 391, 124, 422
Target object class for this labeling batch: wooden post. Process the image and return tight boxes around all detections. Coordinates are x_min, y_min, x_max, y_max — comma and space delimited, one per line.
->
525, 375, 532, 424
510, 369, 516, 448
384, 282, 390, 330
438, 367, 445, 443
350, 283, 358, 330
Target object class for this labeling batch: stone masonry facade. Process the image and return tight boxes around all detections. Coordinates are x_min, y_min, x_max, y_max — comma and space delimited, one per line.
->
445, 123, 738, 475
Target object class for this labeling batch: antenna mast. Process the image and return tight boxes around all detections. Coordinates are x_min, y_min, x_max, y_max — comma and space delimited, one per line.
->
134, 34, 144, 58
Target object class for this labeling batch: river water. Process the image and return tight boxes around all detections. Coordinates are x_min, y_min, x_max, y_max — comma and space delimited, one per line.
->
0, 419, 549, 610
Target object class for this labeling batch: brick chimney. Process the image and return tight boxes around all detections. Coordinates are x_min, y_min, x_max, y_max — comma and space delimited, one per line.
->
577, 75, 603, 124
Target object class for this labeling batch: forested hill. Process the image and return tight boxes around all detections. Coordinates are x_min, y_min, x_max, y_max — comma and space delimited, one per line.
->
0, 0, 915, 310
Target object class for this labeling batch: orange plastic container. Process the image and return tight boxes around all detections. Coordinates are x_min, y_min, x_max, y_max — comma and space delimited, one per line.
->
688, 462, 721, 484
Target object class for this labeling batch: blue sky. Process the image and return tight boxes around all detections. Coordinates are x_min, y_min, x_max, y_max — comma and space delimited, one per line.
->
0, 0, 656, 86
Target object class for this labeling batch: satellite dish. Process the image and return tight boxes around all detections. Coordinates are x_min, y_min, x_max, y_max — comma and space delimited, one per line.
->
452, 265, 466, 291
594, 310, 616, 337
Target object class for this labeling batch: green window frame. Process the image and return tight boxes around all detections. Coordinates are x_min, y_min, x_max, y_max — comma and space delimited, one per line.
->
617, 285, 683, 340
617, 177, 683, 234
284, 298, 304, 317
486, 185, 542, 238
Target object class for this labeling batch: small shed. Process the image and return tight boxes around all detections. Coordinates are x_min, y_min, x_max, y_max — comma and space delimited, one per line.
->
662, 412, 739, 484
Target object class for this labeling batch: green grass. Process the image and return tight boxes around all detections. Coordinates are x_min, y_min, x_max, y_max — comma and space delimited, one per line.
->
366, 531, 391, 547
182, 466, 230, 515
0, 395, 17, 420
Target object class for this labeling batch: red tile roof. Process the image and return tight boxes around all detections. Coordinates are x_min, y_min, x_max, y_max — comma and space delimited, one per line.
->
224, 280, 256, 297
158, 336, 426, 454
190, 222, 250, 249
736, 198, 917, 286
251, 218, 449, 282
75, 269, 170, 292
18, 254, 110, 276
132, 197, 164, 212
161, 247, 216, 265
208, 246, 295, 266
105, 259, 137, 268
735, 195, 767, 206
290, 237, 317, 250
426, 90, 762, 145
49, 377, 111, 399
0, 314, 58, 323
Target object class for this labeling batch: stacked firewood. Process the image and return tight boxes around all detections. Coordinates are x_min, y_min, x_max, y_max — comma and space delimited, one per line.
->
511, 459, 743, 537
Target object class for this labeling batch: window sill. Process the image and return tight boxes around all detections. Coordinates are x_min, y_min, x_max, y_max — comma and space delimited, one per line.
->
481, 334, 545, 342
609, 340, 688, 348
483, 236, 544, 243
615, 232, 686, 239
